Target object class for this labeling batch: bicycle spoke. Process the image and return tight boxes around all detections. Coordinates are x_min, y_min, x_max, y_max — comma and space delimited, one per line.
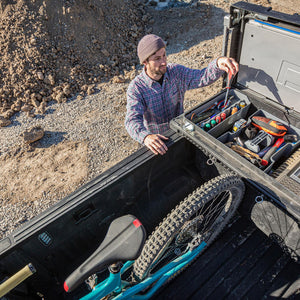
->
199, 190, 228, 219
200, 191, 231, 232
201, 199, 227, 230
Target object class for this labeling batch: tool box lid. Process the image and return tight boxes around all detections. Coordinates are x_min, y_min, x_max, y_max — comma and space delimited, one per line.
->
228, 2, 300, 112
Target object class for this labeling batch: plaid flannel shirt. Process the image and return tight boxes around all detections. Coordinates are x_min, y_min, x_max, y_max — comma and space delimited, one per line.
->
125, 59, 224, 144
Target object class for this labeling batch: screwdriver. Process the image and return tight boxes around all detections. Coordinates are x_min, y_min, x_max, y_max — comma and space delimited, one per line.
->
224, 70, 234, 108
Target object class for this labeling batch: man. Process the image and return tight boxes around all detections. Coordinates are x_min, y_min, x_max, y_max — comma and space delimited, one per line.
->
125, 34, 239, 155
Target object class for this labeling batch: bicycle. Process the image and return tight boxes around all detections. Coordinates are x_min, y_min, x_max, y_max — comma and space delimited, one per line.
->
64, 173, 245, 299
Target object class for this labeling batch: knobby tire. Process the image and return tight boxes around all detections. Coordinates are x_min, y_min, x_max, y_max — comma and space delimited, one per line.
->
133, 173, 245, 281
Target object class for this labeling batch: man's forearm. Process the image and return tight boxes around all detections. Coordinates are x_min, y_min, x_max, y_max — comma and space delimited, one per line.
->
198, 59, 224, 86
125, 115, 150, 144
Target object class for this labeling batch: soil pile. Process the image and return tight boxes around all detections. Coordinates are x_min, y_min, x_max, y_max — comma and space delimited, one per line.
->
0, 0, 148, 123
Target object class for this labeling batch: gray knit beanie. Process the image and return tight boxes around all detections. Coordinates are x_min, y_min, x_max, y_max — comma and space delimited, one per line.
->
137, 34, 166, 64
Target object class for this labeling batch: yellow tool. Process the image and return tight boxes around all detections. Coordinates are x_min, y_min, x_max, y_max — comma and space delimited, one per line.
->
227, 143, 268, 167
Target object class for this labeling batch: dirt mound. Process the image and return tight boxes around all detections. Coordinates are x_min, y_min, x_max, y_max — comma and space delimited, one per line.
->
0, 0, 148, 122
0, 140, 88, 203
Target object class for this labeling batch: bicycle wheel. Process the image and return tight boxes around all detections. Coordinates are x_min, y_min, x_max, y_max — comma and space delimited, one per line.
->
133, 173, 245, 281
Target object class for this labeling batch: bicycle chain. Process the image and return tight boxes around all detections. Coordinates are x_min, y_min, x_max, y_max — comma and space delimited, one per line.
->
188, 230, 210, 251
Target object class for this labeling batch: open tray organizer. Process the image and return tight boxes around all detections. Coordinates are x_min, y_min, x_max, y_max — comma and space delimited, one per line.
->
182, 89, 300, 175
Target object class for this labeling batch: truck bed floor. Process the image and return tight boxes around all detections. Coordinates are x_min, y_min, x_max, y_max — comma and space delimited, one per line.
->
156, 215, 300, 299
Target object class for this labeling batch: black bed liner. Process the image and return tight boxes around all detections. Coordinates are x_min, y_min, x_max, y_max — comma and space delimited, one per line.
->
157, 214, 300, 299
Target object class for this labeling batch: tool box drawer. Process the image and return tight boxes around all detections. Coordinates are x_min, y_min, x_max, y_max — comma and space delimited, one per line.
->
185, 89, 251, 138
171, 88, 300, 203
218, 102, 300, 173
175, 89, 300, 171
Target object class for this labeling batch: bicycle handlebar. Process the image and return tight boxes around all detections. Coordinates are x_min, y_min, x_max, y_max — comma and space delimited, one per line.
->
0, 263, 36, 297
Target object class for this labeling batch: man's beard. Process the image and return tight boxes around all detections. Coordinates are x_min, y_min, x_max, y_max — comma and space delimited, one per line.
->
150, 65, 167, 76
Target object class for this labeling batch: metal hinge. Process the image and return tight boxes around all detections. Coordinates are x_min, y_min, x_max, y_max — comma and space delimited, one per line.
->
232, 8, 243, 26
232, 9, 269, 26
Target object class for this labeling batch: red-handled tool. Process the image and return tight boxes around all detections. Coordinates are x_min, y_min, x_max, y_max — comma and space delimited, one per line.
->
262, 137, 285, 162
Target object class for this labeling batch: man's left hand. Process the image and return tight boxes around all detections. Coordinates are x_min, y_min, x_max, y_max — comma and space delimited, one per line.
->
217, 57, 239, 76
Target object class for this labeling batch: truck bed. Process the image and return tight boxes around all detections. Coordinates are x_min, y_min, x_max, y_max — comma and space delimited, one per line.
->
0, 132, 299, 299
157, 214, 300, 299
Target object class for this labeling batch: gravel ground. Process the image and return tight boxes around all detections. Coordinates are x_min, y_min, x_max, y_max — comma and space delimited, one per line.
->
0, 84, 140, 235
0, 80, 142, 237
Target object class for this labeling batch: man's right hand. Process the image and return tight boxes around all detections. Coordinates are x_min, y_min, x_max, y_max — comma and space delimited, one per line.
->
144, 134, 169, 155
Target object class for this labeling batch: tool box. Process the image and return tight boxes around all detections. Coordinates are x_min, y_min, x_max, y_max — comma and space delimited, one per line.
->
170, 2, 300, 259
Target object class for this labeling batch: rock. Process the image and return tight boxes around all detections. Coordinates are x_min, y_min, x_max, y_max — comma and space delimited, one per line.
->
21, 104, 33, 112
0, 116, 11, 127
87, 85, 95, 95
112, 75, 126, 83
63, 85, 71, 96
81, 84, 88, 92
99, 8, 104, 17
44, 74, 55, 85
55, 91, 67, 103
23, 90, 31, 101
101, 49, 110, 57
20, 126, 45, 144
31, 98, 40, 108
36, 101, 47, 114
26, 111, 36, 118
36, 71, 44, 80
30, 37, 37, 45
11, 102, 21, 112
2, 109, 14, 119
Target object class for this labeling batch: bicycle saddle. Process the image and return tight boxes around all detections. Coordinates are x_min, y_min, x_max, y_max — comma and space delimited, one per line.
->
64, 214, 146, 293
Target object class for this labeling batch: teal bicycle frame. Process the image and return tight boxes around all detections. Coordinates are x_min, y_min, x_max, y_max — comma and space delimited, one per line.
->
80, 241, 207, 300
